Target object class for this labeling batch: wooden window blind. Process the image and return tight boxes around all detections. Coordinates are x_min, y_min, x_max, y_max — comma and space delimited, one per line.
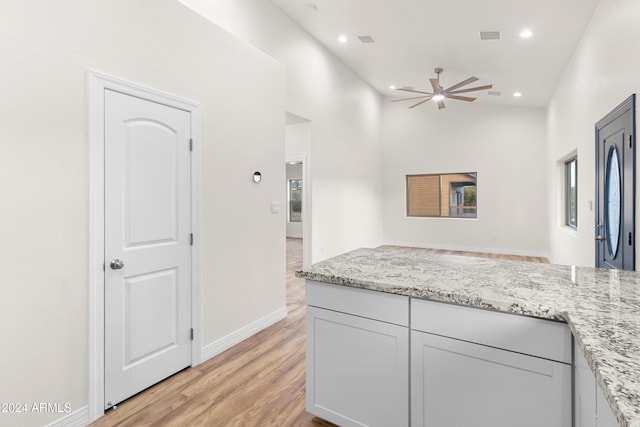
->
407, 175, 441, 216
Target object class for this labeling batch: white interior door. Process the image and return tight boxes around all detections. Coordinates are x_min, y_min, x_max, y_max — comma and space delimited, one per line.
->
104, 89, 192, 408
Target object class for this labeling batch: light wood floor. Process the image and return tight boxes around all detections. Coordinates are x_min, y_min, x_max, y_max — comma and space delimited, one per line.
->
382, 245, 549, 264
90, 239, 546, 427
91, 237, 334, 427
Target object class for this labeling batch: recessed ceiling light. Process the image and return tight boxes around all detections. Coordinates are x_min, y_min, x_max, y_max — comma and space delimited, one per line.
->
513, 92, 523, 97
338, 35, 348, 43
389, 85, 396, 90
520, 29, 533, 38
432, 94, 445, 102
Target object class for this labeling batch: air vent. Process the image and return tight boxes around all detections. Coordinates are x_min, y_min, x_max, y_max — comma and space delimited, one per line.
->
479, 30, 502, 41
488, 90, 502, 96
358, 35, 375, 43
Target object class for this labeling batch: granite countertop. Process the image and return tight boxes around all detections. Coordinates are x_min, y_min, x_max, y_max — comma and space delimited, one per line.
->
296, 246, 640, 427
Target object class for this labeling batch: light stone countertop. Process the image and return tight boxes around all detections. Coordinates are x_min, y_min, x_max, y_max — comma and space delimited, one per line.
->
296, 246, 640, 427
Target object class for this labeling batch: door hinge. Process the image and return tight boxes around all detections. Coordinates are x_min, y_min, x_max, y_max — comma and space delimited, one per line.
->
628, 232, 633, 246
190, 328, 194, 341
103, 262, 105, 272
190, 233, 194, 245
189, 138, 193, 152
629, 135, 633, 149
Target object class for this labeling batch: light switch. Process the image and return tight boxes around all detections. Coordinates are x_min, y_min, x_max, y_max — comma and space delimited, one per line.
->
271, 201, 280, 213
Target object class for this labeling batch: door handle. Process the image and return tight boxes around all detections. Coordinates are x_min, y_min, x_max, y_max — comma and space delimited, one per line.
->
595, 235, 605, 241
110, 259, 125, 270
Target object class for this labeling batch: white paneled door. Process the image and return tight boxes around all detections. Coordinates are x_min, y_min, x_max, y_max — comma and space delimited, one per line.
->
104, 89, 192, 408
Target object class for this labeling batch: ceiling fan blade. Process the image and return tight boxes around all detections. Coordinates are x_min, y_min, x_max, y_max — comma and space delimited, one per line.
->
409, 98, 433, 109
437, 100, 446, 110
396, 88, 433, 95
442, 77, 479, 93
447, 95, 477, 102
429, 78, 443, 93
447, 84, 493, 95
391, 95, 431, 103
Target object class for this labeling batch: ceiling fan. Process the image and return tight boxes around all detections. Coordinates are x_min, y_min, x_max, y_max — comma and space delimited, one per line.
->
392, 68, 493, 110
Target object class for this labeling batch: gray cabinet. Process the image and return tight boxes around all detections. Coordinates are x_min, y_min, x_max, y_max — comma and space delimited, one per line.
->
574, 337, 620, 427
411, 299, 572, 427
575, 336, 598, 427
304, 281, 620, 427
305, 281, 409, 427
597, 386, 620, 427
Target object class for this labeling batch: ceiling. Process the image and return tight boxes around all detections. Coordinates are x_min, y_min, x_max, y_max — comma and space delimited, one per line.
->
269, 0, 599, 108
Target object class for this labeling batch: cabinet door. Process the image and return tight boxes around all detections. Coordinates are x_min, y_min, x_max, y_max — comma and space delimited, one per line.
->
306, 306, 409, 427
574, 337, 597, 427
575, 386, 597, 427
411, 331, 572, 427
596, 385, 620, 427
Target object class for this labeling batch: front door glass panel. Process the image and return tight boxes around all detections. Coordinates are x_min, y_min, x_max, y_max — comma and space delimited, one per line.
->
606, 146, 621, 258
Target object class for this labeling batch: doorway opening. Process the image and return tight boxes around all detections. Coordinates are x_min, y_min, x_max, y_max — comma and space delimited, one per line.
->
286, 112, 311, 267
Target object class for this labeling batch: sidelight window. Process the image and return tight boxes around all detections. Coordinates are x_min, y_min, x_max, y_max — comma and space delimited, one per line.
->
289, 179, 302, 222
565, 158, 577, 228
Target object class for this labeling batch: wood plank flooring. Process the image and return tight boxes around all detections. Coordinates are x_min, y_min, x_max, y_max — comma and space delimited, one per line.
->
91, 237, 334, 427
381, 245, 549, 263
90, 239, 547, 427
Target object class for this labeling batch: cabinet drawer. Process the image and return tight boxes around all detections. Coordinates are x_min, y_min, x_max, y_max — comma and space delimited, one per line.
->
306, 280, 409, 326
411, 299, 571, 363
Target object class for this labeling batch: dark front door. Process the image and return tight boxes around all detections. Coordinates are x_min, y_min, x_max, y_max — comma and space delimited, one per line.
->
595, 95, 635, 270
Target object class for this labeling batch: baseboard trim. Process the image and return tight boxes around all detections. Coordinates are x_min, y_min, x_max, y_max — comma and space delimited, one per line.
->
45, 406, 89, 427
382, 241, 549, 260
66, 309, 287, 427
200, 307, 288, 362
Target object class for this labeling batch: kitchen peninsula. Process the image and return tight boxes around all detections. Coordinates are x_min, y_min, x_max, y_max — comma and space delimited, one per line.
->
297, 246, 640, 427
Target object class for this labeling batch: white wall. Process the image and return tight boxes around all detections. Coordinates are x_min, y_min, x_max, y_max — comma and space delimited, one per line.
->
178, 0, 384, 262
286, 120, 310, 158
547, 0, 640, 267
0, 1, 285, 425
383, 101, 548, 257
